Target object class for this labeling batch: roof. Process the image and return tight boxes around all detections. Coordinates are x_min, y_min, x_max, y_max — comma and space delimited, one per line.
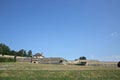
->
34, 53, 44, 57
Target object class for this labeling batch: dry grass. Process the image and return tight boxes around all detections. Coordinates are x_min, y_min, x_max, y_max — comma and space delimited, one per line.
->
0, 62, 120, 80
0, 62, 119, 70
0, 70, 120, 80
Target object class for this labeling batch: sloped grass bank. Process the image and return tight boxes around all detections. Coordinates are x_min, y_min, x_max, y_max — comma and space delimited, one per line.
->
0, 62, 120, 80
0, 70, 120, 80
0, 62, 118, 70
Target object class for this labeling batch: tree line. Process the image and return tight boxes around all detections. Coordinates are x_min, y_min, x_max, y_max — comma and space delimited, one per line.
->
0, 43, 32, 57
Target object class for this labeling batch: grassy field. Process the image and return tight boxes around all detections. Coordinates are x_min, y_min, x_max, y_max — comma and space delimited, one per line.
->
0, 62, 120, 80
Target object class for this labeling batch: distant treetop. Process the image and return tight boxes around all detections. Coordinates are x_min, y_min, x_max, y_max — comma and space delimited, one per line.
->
79, 56, 86, 60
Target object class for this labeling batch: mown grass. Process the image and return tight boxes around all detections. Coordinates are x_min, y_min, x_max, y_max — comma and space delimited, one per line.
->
0, 62, 120, 80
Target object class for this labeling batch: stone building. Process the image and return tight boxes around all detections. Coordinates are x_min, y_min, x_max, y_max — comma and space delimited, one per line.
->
33, 53, 44, 58
32, 53, 66, 64
32, 57, 66, 64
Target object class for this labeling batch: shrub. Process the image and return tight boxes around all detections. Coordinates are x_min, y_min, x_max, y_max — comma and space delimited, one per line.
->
0, 57, 14, 62
118, 61, 120, 67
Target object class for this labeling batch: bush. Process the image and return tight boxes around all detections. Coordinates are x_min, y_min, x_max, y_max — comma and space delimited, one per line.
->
79, 56, 86, 60
0, 57, 15, 62
118, 61, 120, 67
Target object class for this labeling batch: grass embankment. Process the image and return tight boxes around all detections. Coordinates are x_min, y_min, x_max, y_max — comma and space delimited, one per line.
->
0, 62, 119, 70
0, 62, 120, 80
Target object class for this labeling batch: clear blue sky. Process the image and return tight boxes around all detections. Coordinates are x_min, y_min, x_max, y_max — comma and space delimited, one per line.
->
0, 0, 120, 61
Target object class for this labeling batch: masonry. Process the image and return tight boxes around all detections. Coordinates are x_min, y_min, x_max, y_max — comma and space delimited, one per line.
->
0, 54, 118, 67
16, 57, 32, 62
85, 60, 118, 67
31, 53, 66, 64
32, 57, 65, 64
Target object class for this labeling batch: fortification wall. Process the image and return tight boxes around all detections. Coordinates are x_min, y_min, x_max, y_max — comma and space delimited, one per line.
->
32, 57, 65, 64
86, 61, 118, 67
16, 57, 31, 62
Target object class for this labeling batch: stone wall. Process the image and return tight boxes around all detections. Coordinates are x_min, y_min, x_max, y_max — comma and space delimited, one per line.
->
86, 60, 118, 67
32, 57, 65, 64
67, 60, 118, 67
16, 57, 31, 62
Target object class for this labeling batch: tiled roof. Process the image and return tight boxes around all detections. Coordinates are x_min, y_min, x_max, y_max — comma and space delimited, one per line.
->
34, 53, 43, 56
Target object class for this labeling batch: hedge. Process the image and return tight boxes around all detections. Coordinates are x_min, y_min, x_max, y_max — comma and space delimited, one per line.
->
118, 61, 120, 67
0, 57, 15, 62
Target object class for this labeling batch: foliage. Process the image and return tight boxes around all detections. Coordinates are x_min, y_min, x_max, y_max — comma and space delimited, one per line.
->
10, 50, 17, 56
17, 49, 25, 57
0, 43, 10, 56
118, 61, 120, 67
0, 57, 15, 62
79, 56, 86, 60
0, 43, 33, 57
28, 50, 32, 57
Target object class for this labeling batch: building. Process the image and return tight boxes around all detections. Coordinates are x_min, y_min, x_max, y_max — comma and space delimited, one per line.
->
33, 53, 44, 58
67, 59, 118, 67
32, 57, 66, 64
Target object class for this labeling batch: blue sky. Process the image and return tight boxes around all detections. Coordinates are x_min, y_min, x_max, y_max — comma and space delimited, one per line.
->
0, 0, 120, 61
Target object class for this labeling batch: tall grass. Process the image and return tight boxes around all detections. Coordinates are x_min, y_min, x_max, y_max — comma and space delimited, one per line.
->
0, 70, 120, 80
0, 62, 120, 80
0, 62, 119, 70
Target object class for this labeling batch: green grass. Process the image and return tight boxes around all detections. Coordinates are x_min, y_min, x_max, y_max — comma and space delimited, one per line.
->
0, 62, 120, 80
0, 62, 119, 70
0, 70, 120, 80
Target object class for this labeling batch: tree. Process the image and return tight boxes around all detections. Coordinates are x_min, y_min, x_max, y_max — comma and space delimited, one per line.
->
79, 56, 86, 60
18, 49, 25, 57
23, 50, 27, 57
28, 50, 32, 57
0, 43, 11, 56
0, 44, 2, 55
11, 50, 17, 62
10, 50, 17, 56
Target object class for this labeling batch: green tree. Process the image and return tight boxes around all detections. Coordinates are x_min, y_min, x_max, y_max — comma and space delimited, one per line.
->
28, 50, 32, 57
18, 49, 25, 57
23, 50, 27, 57
79, 56, 86, 60
0, 43, 11, 56
0, 44, 3, 55
18, 49, 28, 57
10, 50, 17, 56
